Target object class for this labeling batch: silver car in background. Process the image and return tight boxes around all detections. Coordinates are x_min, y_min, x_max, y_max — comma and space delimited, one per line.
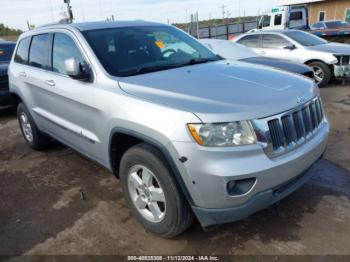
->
235, 29, 350, 87
9, 21, 329, 237
199, 38, 314, 80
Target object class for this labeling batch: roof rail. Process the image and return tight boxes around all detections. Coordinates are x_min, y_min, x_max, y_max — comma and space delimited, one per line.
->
36, 19, 72, 29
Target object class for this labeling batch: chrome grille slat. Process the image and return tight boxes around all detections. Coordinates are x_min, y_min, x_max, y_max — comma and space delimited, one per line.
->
268, 119, 284, 149
282, 115, 297, 145
293, 111, 305, 140
309, 102, 317, 130
253, 97, 325, 158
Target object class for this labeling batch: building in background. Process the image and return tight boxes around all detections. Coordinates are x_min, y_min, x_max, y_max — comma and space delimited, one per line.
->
278, 0, 350, 24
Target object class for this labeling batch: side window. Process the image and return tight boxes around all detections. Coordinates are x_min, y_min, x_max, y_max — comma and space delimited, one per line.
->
313, 22, 324, 29
346, 9, 350, 23
263, 15, 271, 27
290, 11, 303, 21
262, 34, 290, 49
14, 37, 31, 64
237, 35, 261, 48
319, 11, 325, 22
274, 14, 282, 26
29, 34, 50, 69
52, 33, 85, 75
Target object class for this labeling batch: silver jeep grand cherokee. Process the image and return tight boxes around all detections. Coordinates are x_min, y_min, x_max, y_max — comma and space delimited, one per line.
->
9, 21, 330, 238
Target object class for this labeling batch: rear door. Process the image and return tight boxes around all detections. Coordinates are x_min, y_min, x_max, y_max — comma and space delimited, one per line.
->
236, 34, 262, 53
19, 33, 52, 129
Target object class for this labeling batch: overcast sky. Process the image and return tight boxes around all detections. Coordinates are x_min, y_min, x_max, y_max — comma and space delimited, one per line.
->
1, 0, 277, 30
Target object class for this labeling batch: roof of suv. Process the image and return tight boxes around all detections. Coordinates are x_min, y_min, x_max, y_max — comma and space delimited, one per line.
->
36, 20, 167, 32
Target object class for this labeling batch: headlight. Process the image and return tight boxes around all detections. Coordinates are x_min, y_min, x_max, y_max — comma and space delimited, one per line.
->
187, 121, 256, 147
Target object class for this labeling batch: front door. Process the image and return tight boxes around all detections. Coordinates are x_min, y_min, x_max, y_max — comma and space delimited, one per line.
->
258, 34, 298, 63
33, 31, 103, 162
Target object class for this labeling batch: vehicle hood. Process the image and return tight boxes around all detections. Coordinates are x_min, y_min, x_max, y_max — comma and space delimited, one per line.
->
240, 57, 312, 74
0, 62, 9, 76
306, 43, 350, 55
118, 60, 317, 123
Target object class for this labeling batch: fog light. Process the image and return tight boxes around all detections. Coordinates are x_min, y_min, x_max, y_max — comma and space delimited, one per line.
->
227, 178, 256, 196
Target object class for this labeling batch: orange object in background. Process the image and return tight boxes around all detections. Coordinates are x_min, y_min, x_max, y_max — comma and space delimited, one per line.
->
155, 40, 165, 49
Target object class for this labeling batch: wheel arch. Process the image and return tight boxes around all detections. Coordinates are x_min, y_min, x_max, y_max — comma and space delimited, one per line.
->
304, 59, 330, 66
108, 127, 195, 205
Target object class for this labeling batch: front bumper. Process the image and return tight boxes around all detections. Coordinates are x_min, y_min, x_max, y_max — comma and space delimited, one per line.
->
170, 119, 329, 227
192, 160, 318, 227
333, 64, 350, 78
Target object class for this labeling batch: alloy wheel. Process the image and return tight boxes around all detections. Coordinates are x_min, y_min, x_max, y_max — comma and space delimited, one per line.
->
127, 165, 166, 223
312, 65, 324, 84
19, 112, 33, 143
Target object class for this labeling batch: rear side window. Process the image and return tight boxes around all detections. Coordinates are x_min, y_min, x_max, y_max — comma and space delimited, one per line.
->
262, 34, 290, 49
29, 34, 50, 70
14, 37, 31, 64
237, 35, 261, 48
274, 14, 282, 26
313, 22, 324, 29
52, 33, 85, 75
290, 11, 303, 21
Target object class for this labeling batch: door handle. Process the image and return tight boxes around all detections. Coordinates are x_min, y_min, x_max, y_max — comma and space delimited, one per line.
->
19, 72, 27, 77
45, 80, 56, 86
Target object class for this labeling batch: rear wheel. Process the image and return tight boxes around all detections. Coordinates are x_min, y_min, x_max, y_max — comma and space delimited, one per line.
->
119, 143, 194, 238
17, 103, 51, 150
307, 61, 331, 87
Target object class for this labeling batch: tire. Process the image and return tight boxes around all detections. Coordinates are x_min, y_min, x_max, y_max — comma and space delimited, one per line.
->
307, 61, 331, 88
17, 102, 51, 150
119, 143, 194, 238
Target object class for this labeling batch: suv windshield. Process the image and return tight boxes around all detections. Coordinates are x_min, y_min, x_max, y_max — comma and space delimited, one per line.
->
0, 43, 15, 62
283, 30, 327, 46
83, 26, 219, 77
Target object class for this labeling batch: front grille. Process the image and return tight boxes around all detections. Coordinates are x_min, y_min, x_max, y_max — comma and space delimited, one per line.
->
0, 75, 9, 91
260, 97, 325, 158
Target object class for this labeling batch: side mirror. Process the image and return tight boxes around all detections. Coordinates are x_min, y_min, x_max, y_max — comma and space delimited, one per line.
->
64, 57, 92, 82
283, 44, 296, 50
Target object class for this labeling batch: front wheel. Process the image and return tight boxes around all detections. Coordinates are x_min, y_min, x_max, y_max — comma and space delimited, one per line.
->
119, 143, 194, 238
307, 61, 331, 87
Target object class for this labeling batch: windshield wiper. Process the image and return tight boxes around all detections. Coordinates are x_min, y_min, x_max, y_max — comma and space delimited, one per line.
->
119, 64, 182, 77
119, 58, 218, 77
182, 58, 216, 66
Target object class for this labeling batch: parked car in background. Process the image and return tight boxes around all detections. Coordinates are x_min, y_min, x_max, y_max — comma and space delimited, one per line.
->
256, 6, 350, 44
311, 20, 350, 30
0, 40, 16, 111
9, 21, 329, 237
200, 38, 314, 80
235, 30, 350, 87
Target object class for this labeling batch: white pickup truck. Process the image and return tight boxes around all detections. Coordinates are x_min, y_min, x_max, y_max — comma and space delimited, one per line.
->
256, 5, 350, 44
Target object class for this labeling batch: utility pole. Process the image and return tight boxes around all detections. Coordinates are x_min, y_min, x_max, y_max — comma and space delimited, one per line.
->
195, 12, 199, 39
219, 5, 226, 24
64, 0, 74, 23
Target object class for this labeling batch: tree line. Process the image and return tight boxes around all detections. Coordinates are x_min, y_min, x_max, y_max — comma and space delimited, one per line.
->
0, 23, 23, 36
